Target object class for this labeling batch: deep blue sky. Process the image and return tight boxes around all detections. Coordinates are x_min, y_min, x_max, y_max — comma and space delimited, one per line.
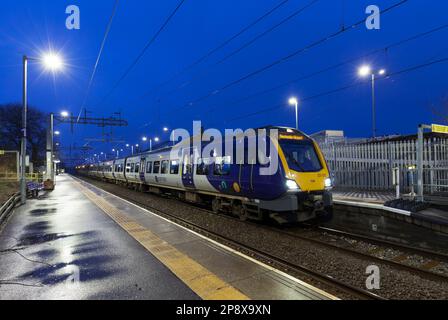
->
1, 0, 447, 161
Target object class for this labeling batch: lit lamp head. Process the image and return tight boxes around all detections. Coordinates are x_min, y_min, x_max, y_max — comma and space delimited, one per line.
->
154, 137, 160, 142
288, 97, 298, 106
42, 52, 64, 72
142, 137, 148, 142
378, 69, 386, 76
358, 65, 372, 77
60, 111, 69, 118
54, 131, 61, 136
163, 127, 169, 132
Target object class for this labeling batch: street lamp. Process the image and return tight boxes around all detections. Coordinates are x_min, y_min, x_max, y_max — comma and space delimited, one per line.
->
358, 65, 386, 138
288, 97, 299, 130
60, 111, 69, 118
20, 52, 64, 204
163, 127, 169, 132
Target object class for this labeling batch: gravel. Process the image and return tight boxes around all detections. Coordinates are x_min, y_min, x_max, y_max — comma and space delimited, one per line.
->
78, 175, 448, 300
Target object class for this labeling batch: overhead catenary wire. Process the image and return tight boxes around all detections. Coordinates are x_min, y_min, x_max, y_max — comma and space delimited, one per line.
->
178, 0, 410, 110
96, 0, 187, 107
225, 56, 448, 124
77, 0, 120, 123
204, 22, 448, 114
135, 0, 292, 101
158, 0, 321, 100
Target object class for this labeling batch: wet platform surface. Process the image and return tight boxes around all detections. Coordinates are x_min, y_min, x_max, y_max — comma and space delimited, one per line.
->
0, 175, 334, 300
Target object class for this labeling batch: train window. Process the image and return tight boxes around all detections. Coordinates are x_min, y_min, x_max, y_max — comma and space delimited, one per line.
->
214, 156, 231, 176
161, 161, 169, 174
153, 161, 161, 174
196, 158, 210, 175
130, 163, 135, 173
279, 139, 323, 172
135, 164, 139, 173
146, 162, 153, 174
170, 160, 179, 174
126, 164, 131, 173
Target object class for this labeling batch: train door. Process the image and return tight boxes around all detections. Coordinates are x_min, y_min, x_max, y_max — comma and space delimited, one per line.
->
139, 157, 146, 183
181, 148, 195, 189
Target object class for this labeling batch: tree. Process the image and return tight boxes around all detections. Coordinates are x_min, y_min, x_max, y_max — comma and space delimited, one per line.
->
0, 103, 47, 166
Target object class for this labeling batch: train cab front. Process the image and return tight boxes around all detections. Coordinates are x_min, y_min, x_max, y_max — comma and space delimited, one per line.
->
270, 129, 334, 224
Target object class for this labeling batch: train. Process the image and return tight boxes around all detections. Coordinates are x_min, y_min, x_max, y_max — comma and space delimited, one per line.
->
76, 127, 333, 224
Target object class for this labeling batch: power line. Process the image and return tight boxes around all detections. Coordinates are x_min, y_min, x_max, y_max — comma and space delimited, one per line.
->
136, 0, 291, 101
160, 0, 320, 100
96, 0, 187, 107
225, 56, 448, 124
180, 0, 409, 109
205, 22, 448, 114
78, 0, 120, 122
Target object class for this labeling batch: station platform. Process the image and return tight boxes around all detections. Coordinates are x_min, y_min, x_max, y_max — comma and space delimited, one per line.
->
333, 189, 448, 233
0, 175, 336, 300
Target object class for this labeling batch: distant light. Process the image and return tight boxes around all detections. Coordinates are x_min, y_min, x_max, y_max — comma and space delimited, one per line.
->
163, 127, 169, 132
60, 111, 69, 118
135, 144, 139, 147
288, 97, 298, 106
358, 65, 372, 77
42, 52, 64, 71
142, 137, 148, 142
378, 69, 386, 75
126, 144, 130, 147
112, 149, 115, 152
54, 131, 61, 136
154, 137, 160, 142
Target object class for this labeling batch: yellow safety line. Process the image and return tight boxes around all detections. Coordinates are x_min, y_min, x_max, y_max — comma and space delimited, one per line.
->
73, 179, 249, 301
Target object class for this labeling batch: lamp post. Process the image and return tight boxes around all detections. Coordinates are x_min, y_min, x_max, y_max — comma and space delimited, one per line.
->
20, 53, 64, 204
358, 65, 386, 138
288, 97, 299, 130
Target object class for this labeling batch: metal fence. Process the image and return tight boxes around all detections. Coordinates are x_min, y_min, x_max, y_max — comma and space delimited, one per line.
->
0, 151, 19, 182
319, 137, 448, 196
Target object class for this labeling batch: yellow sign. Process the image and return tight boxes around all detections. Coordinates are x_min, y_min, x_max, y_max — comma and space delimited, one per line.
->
279, 134, 304, 141
0, 150, 4, 155
432, 124, 448, 134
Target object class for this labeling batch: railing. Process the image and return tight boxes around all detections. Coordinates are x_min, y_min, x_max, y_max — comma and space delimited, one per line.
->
0, 193, 20, 225
26, 173, 44, 182
0, 173, 44, 183
0, 172, 19, 182
319, 137, 448, 196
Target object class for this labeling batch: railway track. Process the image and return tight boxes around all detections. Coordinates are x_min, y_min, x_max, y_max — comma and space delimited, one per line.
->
77, 175, 448, 299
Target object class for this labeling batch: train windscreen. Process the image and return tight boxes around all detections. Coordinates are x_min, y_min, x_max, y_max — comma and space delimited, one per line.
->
279, 139, 323, 172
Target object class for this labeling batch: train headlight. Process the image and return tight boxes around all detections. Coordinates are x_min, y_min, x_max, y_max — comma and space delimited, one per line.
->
286, 179, 300, 191
325, 178, 333, 189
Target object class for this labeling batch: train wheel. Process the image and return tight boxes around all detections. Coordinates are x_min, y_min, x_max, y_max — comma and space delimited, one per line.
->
212, 198, 221, 214
233, 203, 248, 221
